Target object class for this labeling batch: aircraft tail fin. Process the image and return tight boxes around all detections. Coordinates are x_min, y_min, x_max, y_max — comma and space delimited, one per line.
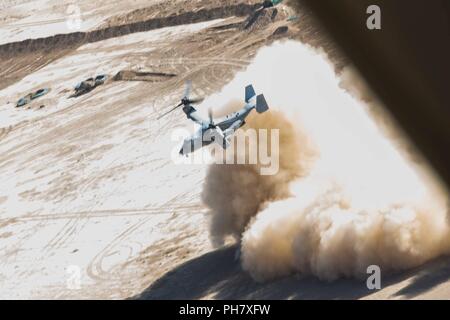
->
245, 85, 256, 103
255, 94, 269, 113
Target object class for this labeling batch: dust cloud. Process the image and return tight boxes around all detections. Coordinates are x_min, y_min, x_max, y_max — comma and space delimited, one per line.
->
201, 109, 316, 246
200, 41, 450, 281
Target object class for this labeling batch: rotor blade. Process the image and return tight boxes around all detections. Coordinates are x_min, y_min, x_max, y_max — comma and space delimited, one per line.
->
189, 97, 204, 104
157, 102, 182, 120
184, 80, 192, 99
208, 108, 214, 125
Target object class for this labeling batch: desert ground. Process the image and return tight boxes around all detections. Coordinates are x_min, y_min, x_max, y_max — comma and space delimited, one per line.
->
0, 0, 449, 299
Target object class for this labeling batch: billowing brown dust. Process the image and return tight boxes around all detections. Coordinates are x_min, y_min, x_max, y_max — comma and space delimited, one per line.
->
200, 41, 450, 281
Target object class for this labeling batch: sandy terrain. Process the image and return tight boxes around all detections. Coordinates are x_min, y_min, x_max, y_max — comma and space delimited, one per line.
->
0, 1, 449, 300
0, 2, 295, 299
0, 0, 169, 44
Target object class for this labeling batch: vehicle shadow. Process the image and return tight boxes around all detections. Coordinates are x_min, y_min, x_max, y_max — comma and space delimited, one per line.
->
392, 256, 450, 299
133, 245, 375, 300
68, 87, 95, 99
133, 245, 450, 300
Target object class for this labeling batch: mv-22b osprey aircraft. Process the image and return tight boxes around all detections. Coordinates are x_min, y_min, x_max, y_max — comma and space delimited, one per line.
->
157, 81, 269, 155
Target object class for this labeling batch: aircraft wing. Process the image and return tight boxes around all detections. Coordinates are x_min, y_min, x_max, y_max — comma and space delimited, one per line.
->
187, 109, 209, 126
223, 119, 243, 137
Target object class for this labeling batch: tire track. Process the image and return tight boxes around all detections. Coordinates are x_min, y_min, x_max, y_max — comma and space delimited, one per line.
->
86, 186, 203, 281
0, 126, 12, 141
